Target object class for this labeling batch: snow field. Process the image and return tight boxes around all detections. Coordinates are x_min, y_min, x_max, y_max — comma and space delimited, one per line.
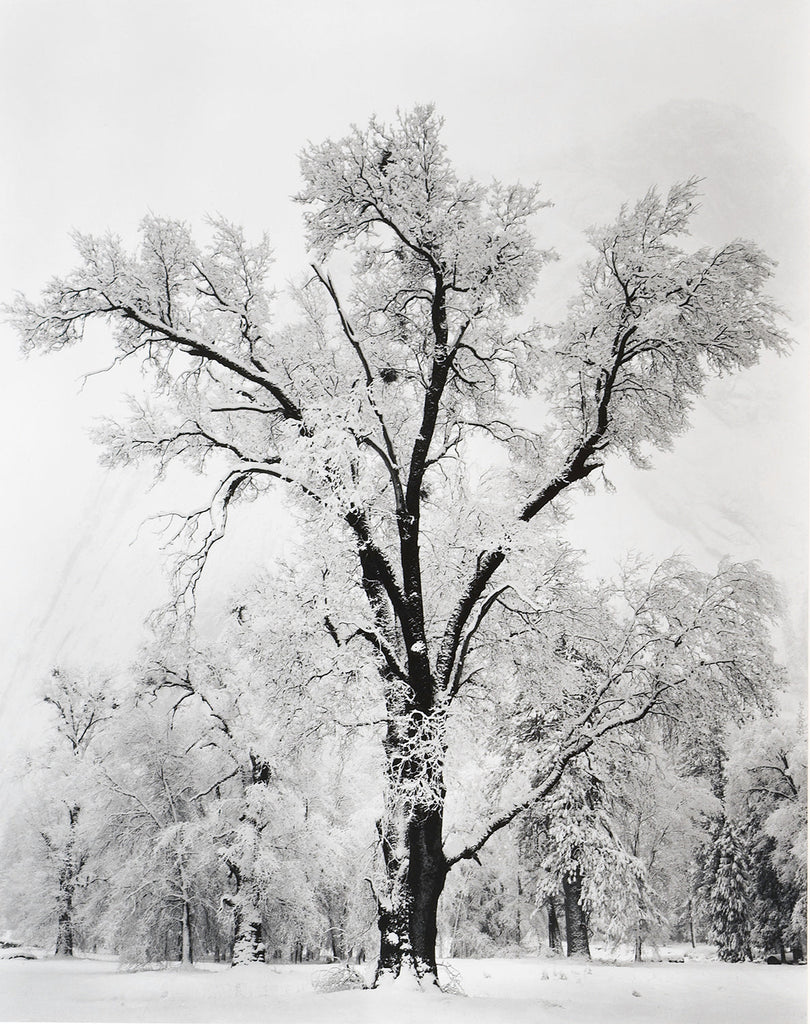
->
0, 953, 805, 1024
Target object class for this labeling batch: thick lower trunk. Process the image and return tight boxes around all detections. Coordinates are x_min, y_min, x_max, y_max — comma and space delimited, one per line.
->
224, 851, 266, 965
232, 905, 265, 965
224, 866, 266, 966
376, 902, 412, 978
634, 934, 643, 962
375, 806, 448, 985
407, 809, 447, 977
371, 655, 451, 986
562, 864, 590, 958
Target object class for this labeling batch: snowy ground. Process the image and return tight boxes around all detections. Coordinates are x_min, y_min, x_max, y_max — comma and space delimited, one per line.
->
0, 949, 805, 1023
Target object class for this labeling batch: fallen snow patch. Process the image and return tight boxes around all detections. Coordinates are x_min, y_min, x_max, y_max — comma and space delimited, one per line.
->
0, 950, 805, 1024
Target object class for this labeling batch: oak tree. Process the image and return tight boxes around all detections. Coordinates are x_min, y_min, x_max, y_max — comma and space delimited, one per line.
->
11, 106, 789, 983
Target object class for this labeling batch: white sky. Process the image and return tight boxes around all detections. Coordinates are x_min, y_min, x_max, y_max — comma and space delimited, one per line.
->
0, 0, 808, 755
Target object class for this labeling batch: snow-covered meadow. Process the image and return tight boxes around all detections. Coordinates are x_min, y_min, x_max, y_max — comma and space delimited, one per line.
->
0, 950, 805, 1024
0, 4, 807, 1017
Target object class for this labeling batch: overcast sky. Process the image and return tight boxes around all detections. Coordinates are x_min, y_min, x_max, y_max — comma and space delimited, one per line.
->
1, 0, 808, 757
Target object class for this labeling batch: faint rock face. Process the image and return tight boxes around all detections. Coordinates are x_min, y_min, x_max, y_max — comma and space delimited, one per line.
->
609, 101, 808, 297
527, 99, 809, 326
540, 100, 808, 694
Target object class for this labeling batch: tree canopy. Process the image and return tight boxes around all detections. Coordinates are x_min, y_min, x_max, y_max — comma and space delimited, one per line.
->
7, 106, 793, 983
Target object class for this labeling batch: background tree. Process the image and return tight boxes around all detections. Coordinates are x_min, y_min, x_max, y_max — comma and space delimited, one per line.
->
92, 691, 232, 965
141, 576, 382, 967
438, 832, 526, 958
611, 744, 718, 960
697, 817, 754, 962
0, 668, 115, 956
11, 106, 789, 984
723, 709, 807, 962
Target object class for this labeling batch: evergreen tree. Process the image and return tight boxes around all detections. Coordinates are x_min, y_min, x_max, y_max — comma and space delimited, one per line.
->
700, 818, 753, 962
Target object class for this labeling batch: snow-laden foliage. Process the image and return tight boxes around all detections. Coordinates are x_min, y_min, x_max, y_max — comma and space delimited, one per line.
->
0, 669, 117, 955
8, 105, 792, 981
544, 181, 788, 468
698, 817, 753, 962
722, 709, 807, 959
610, 747, 719, 957
130, 597, 382, 967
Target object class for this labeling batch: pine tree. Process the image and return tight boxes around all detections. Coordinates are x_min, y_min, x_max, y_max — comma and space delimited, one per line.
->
701, 818, 753, 962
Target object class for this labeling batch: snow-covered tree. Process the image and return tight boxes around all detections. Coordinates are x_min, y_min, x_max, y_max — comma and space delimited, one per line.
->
723, 709, 807, 961
609, 743, 719, 958
519, 750, 663, 960
698, 816, 754, 961
0, 668, 116, 955
139, 578, 382, 967
10, 106, 790, 984
438, 831, 526, 958
93, 691, 232, 965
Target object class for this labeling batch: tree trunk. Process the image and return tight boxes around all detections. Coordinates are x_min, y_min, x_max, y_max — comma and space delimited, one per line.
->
407, 808, 448, 977
373, 690, 449, 986
634, 934, 643, 962
55, 894, 74, 956
327, 913, 346, 961
224, 862, 266, 966
55, 851, 75, 956
54, 805, 80, 957
514, 872, 523, 948
180, 899, 193, 965
562, 863, 590, 958
232, 904, 265, 965
374, 801, 448, 984
547, 898, 563, 954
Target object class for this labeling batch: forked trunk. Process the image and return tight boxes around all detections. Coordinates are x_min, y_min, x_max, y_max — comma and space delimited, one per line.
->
563, 862, 590, 958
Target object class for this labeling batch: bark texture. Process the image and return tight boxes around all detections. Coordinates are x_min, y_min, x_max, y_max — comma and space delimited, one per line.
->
180, 899, 194, 964
232, 908, 265, 965
547, 898, 563, 954
54, 805, 80, 957
563, 863, 591, 958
